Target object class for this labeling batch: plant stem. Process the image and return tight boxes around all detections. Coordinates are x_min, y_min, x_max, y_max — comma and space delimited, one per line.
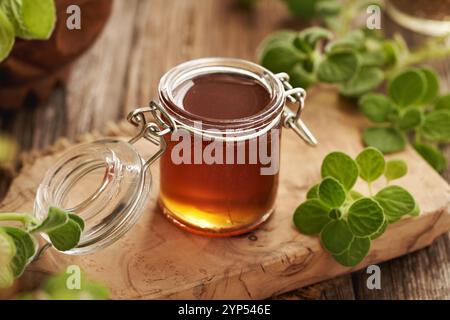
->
385, 38, 450, 79
368, 182, 373, 196
336, 0, 358, 37
0, 212, 38, 227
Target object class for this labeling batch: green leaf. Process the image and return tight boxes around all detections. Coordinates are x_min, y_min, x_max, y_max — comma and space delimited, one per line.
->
420, 110, 450, 142
318, 177, 346, 208
359, 93, 395, 123
347, 198, 385, 237
289, 63, 317, 89
359, 51, 387, 68
418, 68, 439, 105
260, 42, 304, 74
355, 147, 386, 183
341, 66, 384, 97
384, 159, 407, 181
370, 219, 388, 240
317, 51, 359, 83
375, 186, 416, 223
260, 30, 297, 49
306, 184, 319, 199
0, 0, 56, 40
298, 26, 332, 48
398, 108, 423, 130
333, 237, 370, 267
0, 7, 15, 62
388, 69, 426, 108
68, 214, 85, 231
0, 227, 36, 277
435, 94, 450, 111
0, 229, 15, 288
293, 199, 331, 235
30, 207, 69, 234
363, 127, 406, 154
413, 142, 447, 173
327, 30, 365, 52
321, 151, 359, 190
47, 215, 83, 251
320, 220, 354, 255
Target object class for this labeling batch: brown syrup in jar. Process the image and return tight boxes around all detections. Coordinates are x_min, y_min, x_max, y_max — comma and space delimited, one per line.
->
159, 73, 280, 236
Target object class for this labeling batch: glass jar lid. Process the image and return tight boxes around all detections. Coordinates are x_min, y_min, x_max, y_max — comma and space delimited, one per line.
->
33, 139, 151, 255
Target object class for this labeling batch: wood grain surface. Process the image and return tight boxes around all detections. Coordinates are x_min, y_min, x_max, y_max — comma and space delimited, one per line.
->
1, 88, 450, 299
1, 0, 450, 299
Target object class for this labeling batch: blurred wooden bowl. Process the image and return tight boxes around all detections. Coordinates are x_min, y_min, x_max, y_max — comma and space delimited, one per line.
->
0, 0, 113, 110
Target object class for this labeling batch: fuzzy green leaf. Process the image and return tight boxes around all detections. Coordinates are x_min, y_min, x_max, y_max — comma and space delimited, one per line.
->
355, 147, 385, 183
375, 186, 416, 223
420, 110, 450, 142
384, 159, 407, 181
0, 227, 36, 277
320, 220, 354, 255
321, 151, 359, 190
418, 68, 439, 105
293, 199, 331, 235
388, 69, 426, 108
398, 108, 423, 130
306, 184, 319, 200
363, 127, 406, 154
30, 207, 69, 234
347, 198, 385, 237
332, 237, 370, 267
260, 42, 304, 74
47, 215, 83, 252
413, 142, 447, 173
318, 177, 347, 208
317, 51, 358, 83
359, 93, 395, 123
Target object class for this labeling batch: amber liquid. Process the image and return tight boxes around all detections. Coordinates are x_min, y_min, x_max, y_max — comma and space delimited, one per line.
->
159, 73, 280, 236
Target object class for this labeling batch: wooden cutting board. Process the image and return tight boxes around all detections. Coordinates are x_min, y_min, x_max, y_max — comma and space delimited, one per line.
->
1, 88, 449, 299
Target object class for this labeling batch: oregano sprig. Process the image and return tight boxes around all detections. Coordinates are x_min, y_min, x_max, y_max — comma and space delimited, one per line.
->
0, 207, 84, 288
293, 147, 418, 267
359, 67, 449, 172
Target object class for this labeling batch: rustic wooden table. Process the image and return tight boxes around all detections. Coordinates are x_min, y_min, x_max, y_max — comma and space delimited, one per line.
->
1, 0, 449, 299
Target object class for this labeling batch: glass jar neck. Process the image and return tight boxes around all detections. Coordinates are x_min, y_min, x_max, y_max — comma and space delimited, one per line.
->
158, 57, 285, 135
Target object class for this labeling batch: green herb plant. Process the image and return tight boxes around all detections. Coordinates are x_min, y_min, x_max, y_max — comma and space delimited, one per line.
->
360, 68, 450, 172
259, 26, 450, 98
257, 0, 450, 172
293, 147, 418, 266
19, 270, 109, 300
0, 207, 84, 288
0, 0, 56, 61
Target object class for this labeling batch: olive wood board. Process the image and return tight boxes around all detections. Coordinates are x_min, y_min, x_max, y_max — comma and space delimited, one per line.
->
1, 89, 449, 299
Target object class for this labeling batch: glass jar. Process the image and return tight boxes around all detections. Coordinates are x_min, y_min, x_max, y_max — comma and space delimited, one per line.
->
32, 57, 316, 254
385, 0, 450, 36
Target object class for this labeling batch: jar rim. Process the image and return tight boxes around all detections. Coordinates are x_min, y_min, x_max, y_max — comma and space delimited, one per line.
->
158, 57, 285, 132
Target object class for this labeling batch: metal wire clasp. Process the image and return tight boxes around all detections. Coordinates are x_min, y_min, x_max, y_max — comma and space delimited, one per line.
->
275, 72, 318, 146
126, 101, 176, 169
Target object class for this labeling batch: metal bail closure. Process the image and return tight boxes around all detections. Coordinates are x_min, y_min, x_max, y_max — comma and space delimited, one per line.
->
275, 72, 318, 146
33, 102, 173, 255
